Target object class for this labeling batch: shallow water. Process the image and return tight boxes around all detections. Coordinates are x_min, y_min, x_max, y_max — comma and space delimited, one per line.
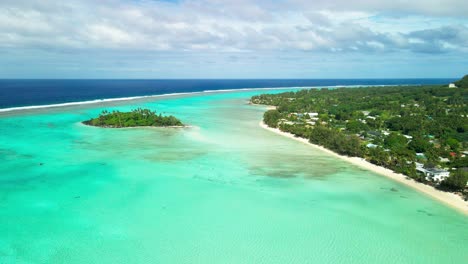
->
0, 90, 467, 264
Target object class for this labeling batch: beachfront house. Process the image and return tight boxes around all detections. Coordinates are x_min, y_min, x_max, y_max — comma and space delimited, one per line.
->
279, 119, 295, 125
416, 166, 450, 182
439, 157, 450, 163
427, 169, 450, 182
306, 112, 319, 118
449, 83, 457, 88
416, 153, 426, 160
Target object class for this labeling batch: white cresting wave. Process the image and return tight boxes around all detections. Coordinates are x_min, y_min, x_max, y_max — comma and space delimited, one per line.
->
0, 84, 395, 113
0, 93, 191, 113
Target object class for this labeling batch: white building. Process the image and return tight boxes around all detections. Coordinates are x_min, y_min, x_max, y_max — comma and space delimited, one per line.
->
416, 166, 450, 182
427, 169, 450, 182
439, 157, 450, 163
449, 83, 457, 88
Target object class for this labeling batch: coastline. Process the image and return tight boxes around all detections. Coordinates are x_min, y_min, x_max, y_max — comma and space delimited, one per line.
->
78, 122, 191, 129
259, 121, 468, 215
248, 102, 277, 110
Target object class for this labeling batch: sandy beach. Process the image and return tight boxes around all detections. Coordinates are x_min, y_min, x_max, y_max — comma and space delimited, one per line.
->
259, 121, 468, 215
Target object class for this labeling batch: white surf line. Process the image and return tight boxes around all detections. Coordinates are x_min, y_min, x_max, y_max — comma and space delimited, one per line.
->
0, 83, 421, 113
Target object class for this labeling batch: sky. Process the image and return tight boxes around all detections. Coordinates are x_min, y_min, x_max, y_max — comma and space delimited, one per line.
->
0, 0, 467, 79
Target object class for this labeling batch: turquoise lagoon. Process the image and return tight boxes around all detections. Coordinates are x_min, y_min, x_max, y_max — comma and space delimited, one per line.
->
0, 90, 467, 263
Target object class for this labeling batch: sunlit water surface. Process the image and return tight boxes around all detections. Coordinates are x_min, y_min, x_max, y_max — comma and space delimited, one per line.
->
0, 90, 467, 264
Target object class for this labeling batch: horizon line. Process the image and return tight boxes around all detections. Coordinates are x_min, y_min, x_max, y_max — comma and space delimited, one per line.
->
0, 77, 460, 81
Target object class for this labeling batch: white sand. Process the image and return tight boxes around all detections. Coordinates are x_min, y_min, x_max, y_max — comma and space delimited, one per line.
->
260, 121, 468, 215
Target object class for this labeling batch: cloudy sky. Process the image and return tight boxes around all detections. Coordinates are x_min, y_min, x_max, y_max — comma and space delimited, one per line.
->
0, 0, 467, 78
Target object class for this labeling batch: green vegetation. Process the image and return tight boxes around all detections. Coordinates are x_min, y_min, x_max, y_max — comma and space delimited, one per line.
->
442, 170, 468, 192
309, 125, 362, 157
252, 76, 468, 196
454, 75, 468, 88
263, 110, 281, 128
83, 108, 183, 128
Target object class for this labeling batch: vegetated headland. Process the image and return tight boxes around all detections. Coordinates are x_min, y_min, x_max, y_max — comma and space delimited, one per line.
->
82, 108, 184, 128
252, 75, 468, 212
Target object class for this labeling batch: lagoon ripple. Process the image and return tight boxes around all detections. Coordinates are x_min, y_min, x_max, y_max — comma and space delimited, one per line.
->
0, 90, 467, 263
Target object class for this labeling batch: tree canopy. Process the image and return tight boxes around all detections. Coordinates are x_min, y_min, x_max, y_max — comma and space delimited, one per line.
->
454, 75, 468, 88
252, 82, 467, 191
83, 108, 183, 128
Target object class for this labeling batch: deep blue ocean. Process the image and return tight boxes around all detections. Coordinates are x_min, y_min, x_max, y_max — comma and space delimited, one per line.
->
0, 79, 455, 109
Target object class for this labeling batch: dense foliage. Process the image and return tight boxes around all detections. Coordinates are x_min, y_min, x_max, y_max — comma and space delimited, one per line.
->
442, 170, 468, 192
252, 81, 467, 194
454, 75, 468, 88
83, 108, 183, 128
263, 110, 281, 128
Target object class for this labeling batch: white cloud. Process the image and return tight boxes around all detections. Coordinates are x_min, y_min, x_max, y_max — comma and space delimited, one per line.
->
288, 0, 468, 17
0, 0, 466, 54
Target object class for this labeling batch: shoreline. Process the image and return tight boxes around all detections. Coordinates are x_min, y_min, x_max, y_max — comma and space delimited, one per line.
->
78, 122, 191, 129
259, 121, 468, 215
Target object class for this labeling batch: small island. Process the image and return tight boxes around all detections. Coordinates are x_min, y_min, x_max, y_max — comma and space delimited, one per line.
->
83, 108, 184, 128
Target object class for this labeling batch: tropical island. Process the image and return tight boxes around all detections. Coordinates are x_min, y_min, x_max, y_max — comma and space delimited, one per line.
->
252, 75, 468, 201
83, 108, 184, 128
